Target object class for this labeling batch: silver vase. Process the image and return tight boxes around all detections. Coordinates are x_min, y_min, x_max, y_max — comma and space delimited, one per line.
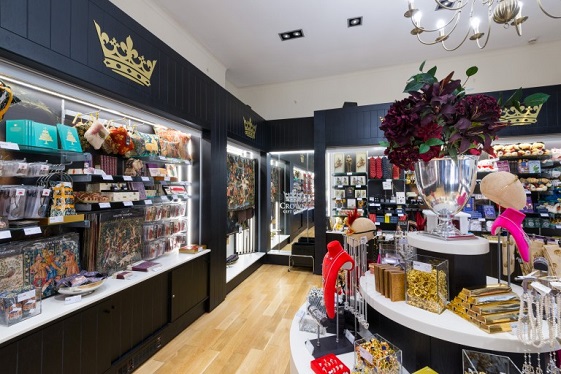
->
414, 155, 478, 239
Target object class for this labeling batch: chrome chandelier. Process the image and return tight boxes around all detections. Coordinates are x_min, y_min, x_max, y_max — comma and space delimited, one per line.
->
405, 0, 561, 51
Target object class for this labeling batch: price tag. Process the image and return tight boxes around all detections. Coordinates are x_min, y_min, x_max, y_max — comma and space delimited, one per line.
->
337, 185, 343, 188
123, 201, 133, 207
17, 289, 35, 302
141, 176, 150, 182
15, 188, 25, 196
413, 261, 432, 273
41, 189, 51, 197
18, 163, 28, 171
346, 172, 352, 176
40, 164, 49, 171
145, 200, 153, 205
0, 230, 11, 239
375, 222, 380, 226
49, 216, 64, 224
382, 180, 392, 190
0, 141, 19, 150
556, 225, 561, 229
305, 340, 314, 355
525, 190, 531, 195
99, 203, 111, 209
479, 218, 486, 222
24, 227, 42, 236
359, 346, 374, 365
102, 175, 113, 181
541, 213, 550, 217
159, 156, 167, 160
65, 295, 82, 305
164, 176, 171, 181
123, 176, 133, 181
398, 214, 404, 217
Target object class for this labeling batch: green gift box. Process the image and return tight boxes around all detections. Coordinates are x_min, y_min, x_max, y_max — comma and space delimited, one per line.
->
57, 124, 82, 152
6, 119, 32, 145
31, 122, 58, 149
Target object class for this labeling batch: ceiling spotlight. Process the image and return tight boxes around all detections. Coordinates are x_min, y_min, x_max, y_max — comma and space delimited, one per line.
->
278, 29, 305, 41
348, 17, 363, 27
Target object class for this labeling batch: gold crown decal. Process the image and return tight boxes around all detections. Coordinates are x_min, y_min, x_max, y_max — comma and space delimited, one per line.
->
244, 117, 256, 139
94, 20, 157, 87
500, 104, 543, 126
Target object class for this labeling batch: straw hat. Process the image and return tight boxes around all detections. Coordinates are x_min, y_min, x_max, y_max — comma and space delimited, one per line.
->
480, 171, 526, 210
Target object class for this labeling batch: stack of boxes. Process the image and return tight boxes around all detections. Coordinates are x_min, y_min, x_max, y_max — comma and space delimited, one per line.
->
369, 263, 406, 302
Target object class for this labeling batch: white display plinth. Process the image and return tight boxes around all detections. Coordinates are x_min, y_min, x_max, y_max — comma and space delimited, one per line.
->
407, 231, 489, 255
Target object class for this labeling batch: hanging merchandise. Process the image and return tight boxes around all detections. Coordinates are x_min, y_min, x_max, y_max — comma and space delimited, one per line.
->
49, 180, 76, 217
226, 153, 256, 211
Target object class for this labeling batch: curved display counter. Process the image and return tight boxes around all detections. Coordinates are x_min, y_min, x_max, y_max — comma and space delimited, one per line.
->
359, 271, 558, 372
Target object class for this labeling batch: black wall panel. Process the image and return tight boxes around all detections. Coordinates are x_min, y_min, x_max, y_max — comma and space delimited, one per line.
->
267, 117, 314, 151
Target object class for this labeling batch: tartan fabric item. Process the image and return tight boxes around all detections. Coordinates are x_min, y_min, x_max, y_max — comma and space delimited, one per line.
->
369, 157, 376, 179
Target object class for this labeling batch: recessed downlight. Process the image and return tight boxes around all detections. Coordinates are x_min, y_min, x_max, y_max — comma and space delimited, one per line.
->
348, 17, 363, 27
278, 29, 305, 41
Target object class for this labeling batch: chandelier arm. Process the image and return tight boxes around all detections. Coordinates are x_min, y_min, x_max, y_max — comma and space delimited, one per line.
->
441, 28, 472, 51
537, 0, 561, 19
474, 20, 492, 49
433, 0, 470, 11
416, 33, 446, 46
410, 9, 462, 33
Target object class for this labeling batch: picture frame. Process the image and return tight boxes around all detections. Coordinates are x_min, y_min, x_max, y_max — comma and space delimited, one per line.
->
356, 152, 367, 173
333, 153, 344, 173
333, 176, 348, 186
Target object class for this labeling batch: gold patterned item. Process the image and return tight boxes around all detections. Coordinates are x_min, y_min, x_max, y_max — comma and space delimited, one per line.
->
354, 335, 401, 374
460, 284, 511, 297
406, 255, 448, 314
243, 117, 256, 139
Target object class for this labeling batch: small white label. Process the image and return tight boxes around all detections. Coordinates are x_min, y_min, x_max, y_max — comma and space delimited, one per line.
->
382, 180, 392, 190
18, 163, 28, 171
375, 222, 380, 225
479, 218, 486, 222
346, 172, 352, 176
541, 213, 550, 217
123, 176, 133, 181
359, 346, 374, 365
0, 230, 11, 239
145, 200, 153, 205
413, 261, 432, 273
41, 189, 51, 197
141, 176, 150, 182
305, 340, 314, 355
356, 185, 362, 188
556, 225, 561, 229
150, 264, 163, 272
65, 295, 82, 305
18, 289, 35, 302
40, 164, 49, 171
49, 216, 64, 224
337, 185, 343, 188
123, 201, 133, 206
99, 203, 111, 209
344, 329, 355, 344
102, 175, 113, 181
0, 141, 19, 150
398, 214, 404, 217
24, 227, 41, 236
164, 176, 171, 181
15, 188, 25, 196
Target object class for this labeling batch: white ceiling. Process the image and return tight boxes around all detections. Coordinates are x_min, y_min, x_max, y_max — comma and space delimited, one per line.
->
150, 0, 561, 88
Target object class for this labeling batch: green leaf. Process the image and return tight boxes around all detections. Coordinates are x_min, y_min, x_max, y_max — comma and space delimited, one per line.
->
465, 66, 478, 77
427, 66, 437, 77
419, 144, 430, 154
503, 88, 523, 108
424, 138, 444, 146
419, 61, 426, 72
379, 140, 390, 147
523, 93, 550, 106
448, 147, 458, 158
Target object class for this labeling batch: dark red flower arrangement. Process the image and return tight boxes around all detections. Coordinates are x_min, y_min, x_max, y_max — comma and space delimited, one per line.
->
380, 62, 549, 171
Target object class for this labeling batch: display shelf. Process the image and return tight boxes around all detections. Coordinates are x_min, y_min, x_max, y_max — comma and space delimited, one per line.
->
332, 172, 367, 177
69, 174, 154, 183
137, 155, 191, 165
359, 273, 557, 354
0, 141, 91, 163
75, 196, 189, 212
0, 249, 210, 346
407, 231, 489, 255
0, 215, 90, 243
499, 155, 550, 161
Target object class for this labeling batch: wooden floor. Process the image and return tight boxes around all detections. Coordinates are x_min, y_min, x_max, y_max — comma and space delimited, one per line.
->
135, 264, 322, 374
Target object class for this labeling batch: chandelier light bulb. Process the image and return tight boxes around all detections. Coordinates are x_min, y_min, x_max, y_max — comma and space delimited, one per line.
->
413, 12, 422, 25
436, 19, 446, 35
470, 17, 480, 33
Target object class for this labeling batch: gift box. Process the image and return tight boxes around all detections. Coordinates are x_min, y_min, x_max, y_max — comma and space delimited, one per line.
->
354, 334, 402, 374
0, 286, 41, 326
406, 254, 449, 314
5, 119, 31, 145
31, 122, 58, 149
57, 124, 82, 152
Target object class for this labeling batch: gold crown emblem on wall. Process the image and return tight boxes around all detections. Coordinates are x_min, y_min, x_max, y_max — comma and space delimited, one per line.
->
244, 117, 256, 139
500, 104, 543, 126
94, 20, 157, 87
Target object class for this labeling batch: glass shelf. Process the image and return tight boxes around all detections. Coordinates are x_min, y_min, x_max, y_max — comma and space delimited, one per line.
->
0, 142, 91, 163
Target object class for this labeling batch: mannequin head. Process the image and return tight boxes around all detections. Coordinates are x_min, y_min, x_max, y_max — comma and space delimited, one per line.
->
480, 171, 526, 210
345, 209, 376, 245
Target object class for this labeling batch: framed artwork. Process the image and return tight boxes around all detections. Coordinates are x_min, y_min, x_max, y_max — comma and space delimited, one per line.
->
343, 154, 356, 173
345, 186, 355, 199
347, 198, 356, 209
356, 152, 367, 173
333, 153, 344, 173
351, 176, 366, 186
333, 189, 344, 199
333, 176, 348, 186
355, 189, 367, 199
0, 246, 24, 292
